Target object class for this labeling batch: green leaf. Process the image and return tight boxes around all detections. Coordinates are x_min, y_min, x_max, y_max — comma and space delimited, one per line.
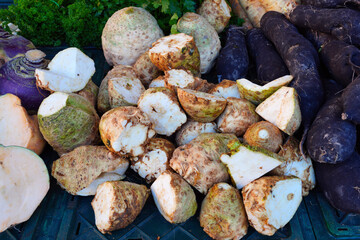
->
161, 0, 170, 13
170, 24, 179, 35
169, 13, 178, 25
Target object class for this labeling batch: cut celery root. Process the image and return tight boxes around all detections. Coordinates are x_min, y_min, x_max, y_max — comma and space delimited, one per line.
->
255, 86, 301, 135
208, 80, 241, 99
148, 75, 166, 88
38, 92, 100, 156
242, 176, 302, 236
0, 145, 49, 233
92, 181, 150, 234
51, 145, 129, 195
175, 121, 217, 146
220, 139, 283, 189
151, 171, 197, 223
35, 47, 95, 93
0, 94, 46, 155
164, 69, 197, 91
131, 138, 175, 183
138, 87, 187, 136
200, 183, 248, 240
99, 106, 155, 156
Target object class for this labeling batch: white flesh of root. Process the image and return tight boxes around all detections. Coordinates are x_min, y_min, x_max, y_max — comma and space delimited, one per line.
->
138, 92, 187, 136
109, 77, 145, 106
166, 69, 196, 89
149, 78, 166, 88
150, 33, 193, 54
238, 75, 293, 93
37, 92, 69, 117
220, 146, 282, 189
92, 183, 114, 232
76, 172, 125, 196
131, 150, 168, 182
209, 82, 241, 99
35, 47, 95, 93
0, 146, 49, 232
112, 121, 154, 156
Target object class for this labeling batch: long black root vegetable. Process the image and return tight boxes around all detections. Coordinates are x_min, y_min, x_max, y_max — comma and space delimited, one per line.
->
290, 5, 360, 46
216, 25, 249, 81
260, 11, 324, 154
307, 95, 356, 164
314, 151, 360, 214
302, 0, 360, 8
246, 28, 289, 84
342, 77, 360, 124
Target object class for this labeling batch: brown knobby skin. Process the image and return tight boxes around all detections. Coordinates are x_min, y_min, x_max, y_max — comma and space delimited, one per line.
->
92, 181, 150, 234
52, 145, 129, 195
242, 176, 302, 236
197, 0, 232, 33
133, 50, 161, 87
200, 183, 248, 240
149, 33, 200, 76
217, 97, 260, 136
151, 171, 197, 223
170, 133, 237, 194
0, 94, 46, 155
131, 138, 175, 183
175, 121, 217, 146
270, 136, 316, 196
177, 88, 227, 123
99, 106, 155, 157
194, 77, 216, 92
101, 7, 163, 66
77, 80, 99, 107
244, 121, 283, 152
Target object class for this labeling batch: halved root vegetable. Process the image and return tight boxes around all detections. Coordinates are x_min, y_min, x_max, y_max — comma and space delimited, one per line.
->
170, 133, 237, 194
38, 92, 100, 156
177, 88, 227, 123
97, 65, 138, 114
0, 145, 49, 233
216, 98, 260, 136
149, 33, 200, 76
255, 87, 301, 136
175, 121, 217, 146
164, 69, 197, 91
99, 106, 155, 157
76, 80, 99, 107
200, 183, 248, 240
0, 94, 46, 155
242, 176, 302, 236
197, 0, 232, 33
92, 181, 150, 234
108, 73, 145, 108
271, 137, 315, 196
151, 171, 197, 223
133, 50, 161, 87
208, 80, 241, 99
35, 47, 95, 93
220, 139, 283, 189
51, 145, 129, 196
148, 75, 166, 88
131, 138, 175, 183
237, 75, 293, 105
244, 121, 283, 152
177, 13, 221, 74
138, 87, 187, 136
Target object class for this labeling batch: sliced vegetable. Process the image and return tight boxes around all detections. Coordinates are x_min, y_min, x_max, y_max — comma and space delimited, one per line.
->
0, 49, 49, 113
99, 106, 155, 157
92, 181, 149, 234
243, 121, 283, 152
256, 86, 301, 136
175, 121, 217, 146
148, 75, 166, 88
197, 0, 232, 33
0, 145, 49, 233
216, 97, 260, 136
242, 176, 302, 236
200, 183, 248, 240
133, 50, 161, 87
208, 80, 241, 99
149, 33, 200, 76
220, 139, 283, 189
35, 47, 95, 93
170, 133, 237, 194
216, 25, 249, 81
138, 87, 187, 136
38, 92, 100, 156
237, 75, 293, 105
0, 94, 46, 155
101, 7, 163, 66
177, 12, 221, 74
177, 88, 227, 123
164, 69, 197, 91
151, 171, 197, 223
51, 145, 129, 196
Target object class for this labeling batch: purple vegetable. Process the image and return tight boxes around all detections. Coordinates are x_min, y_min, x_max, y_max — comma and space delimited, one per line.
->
0, 50, 49, 113
0, 27, 35, 67
342, 76, 360, 124
302, 0, 360, 9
